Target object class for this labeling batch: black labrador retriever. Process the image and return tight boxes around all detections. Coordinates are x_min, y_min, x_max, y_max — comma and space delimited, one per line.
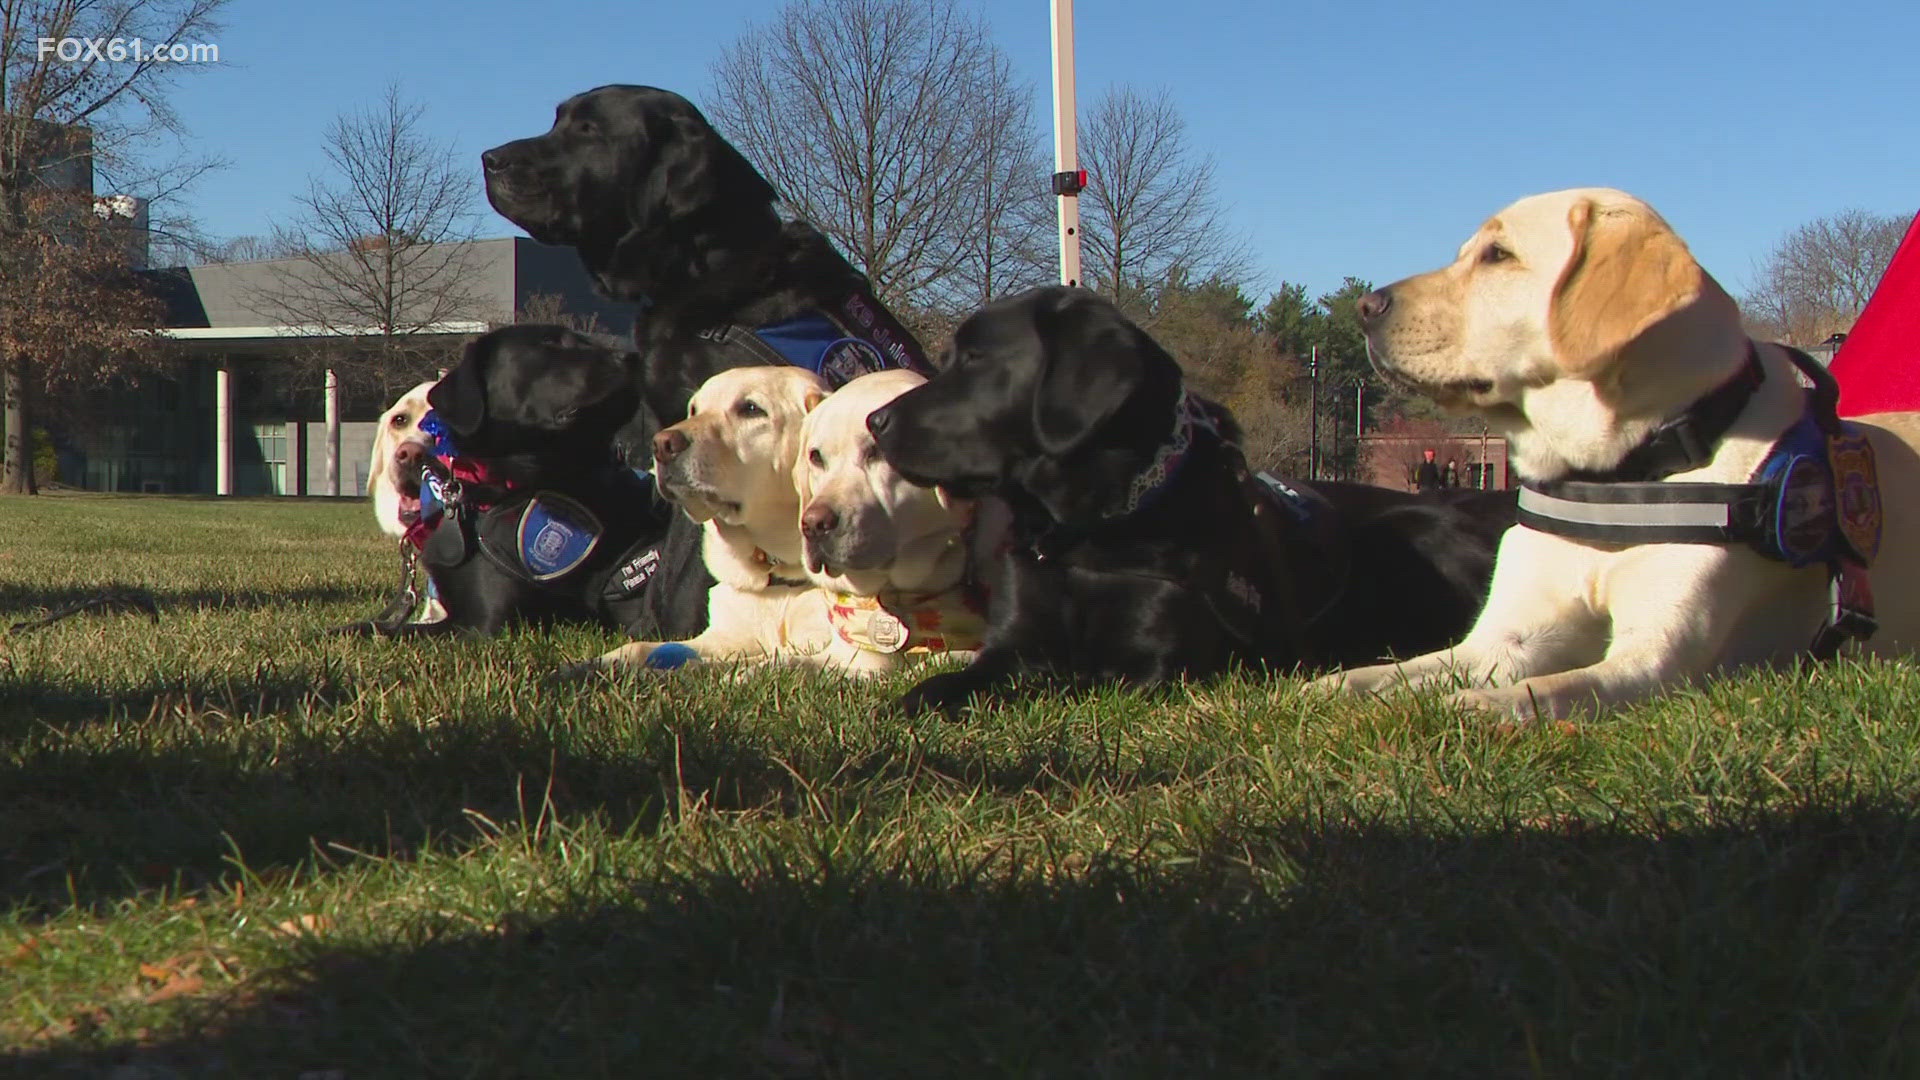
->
864, 285, 1518, 715
344, 324, 674, 638
481, 84, 932, 640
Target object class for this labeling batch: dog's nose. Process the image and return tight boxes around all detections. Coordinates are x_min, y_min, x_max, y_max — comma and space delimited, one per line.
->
394, 441, 426, 471
1355, 288, 1393, 325
801, 503, 839, 537
865, 405, 894, 440
480, 147, 507, 173
653, 427, 689, 464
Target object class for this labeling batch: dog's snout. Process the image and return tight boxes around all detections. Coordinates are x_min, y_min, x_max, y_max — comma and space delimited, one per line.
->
653, 427, 689, 464
481, 146, 508, 173
1355, 288, 1392, 326
394, 441, 427, 470
865, 405, 894, 440
801, 503, 839, 537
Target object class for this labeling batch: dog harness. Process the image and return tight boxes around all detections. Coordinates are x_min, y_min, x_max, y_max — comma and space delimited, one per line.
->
1513, 346, 1882, 658
697, 289, 936, 382
398, 411, 669, 622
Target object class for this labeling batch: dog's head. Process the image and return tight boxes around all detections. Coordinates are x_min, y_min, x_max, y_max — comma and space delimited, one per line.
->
368, 379, 438, 537
424, 324, 642, 481
650, 365, 828, 527
481, 84, 780, 302
795, 369, 972, 595
1355, 187, 1743, 419
866, 285, 1185, 524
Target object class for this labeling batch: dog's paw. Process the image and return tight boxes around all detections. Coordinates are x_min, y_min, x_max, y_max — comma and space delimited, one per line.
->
894, 670, 981, 718
1301, 671, 1351, 696
1307, 664, 1407, 697
1445, 685, 1566, 723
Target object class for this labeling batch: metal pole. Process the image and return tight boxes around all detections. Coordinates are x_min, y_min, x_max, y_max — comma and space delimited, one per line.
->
1308, 345, 1320, 480
1050, 0, 1082, 288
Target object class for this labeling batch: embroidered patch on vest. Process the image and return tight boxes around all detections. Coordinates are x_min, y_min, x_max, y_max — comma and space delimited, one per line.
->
819, 337, 890, 385
1828, 428, 1882, 564
608, 545, 661, 599
516, 494, 603, 581
1771, 454, 1838, 567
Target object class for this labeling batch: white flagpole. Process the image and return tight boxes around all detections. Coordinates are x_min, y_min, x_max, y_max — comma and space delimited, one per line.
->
1050, 0, 1083, 288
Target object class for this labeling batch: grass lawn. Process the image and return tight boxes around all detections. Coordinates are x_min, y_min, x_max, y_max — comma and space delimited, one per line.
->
4, 493, 1920, 1076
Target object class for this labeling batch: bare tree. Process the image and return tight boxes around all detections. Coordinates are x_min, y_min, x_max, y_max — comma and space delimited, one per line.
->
245, 83, 487, 401
0, 0, 227, 493
1076, 85, 1248, 320
709, 0, 1051, 321
196, 232, 302, 264
1744, 208, 1908, 346
509, 290, 610, 338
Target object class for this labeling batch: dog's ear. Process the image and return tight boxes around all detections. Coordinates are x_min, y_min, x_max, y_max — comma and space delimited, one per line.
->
631, 106, 777, 232
1550, 198, 1734, 379
793, 419, 819, 507
1029, 291, 1151, 456
428, 346, 488, 438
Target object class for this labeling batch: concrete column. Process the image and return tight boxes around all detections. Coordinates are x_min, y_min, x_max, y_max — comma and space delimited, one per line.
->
324, 368, 341, 497
286, 418, 305, 496
215, 366, 232, 496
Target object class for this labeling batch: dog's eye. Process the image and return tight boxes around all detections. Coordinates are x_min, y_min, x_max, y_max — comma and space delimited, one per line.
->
735, 400, 765, 418
573, 119, 599, 136
809, 449, 825, 469
389, 413, 409, 428
1480, 243, 1514, 265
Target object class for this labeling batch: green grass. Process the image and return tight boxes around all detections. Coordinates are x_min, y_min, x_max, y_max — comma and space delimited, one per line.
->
4, 493, 1920, 1076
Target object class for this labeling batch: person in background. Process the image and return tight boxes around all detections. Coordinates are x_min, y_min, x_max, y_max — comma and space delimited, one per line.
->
1444, 458, 1459, 489
1414, 448, 1442, 493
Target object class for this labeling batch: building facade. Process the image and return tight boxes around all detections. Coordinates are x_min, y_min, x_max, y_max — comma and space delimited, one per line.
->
57, 239, 633, 496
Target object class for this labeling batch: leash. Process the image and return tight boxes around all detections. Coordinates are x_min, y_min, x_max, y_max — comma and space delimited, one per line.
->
6, 586, 160, 634
364, 539, 425, 636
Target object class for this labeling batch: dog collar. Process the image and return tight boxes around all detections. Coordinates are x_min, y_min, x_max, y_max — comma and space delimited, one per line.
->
748, 546, 811, 588
1562, 344, 1766, 483
1108, 388, 1221, 519
1019, 388, 1225, 562
828, 583, 988, 655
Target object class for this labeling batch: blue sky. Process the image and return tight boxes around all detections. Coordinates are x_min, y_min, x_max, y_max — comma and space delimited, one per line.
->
148, 0, 1918, 303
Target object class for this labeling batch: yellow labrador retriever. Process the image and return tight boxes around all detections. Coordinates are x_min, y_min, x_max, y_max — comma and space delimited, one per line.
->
587, 365, 836, 673
1314, 187, 1920, 718
794, 369, 1004, 676
368, 380, 439, 540
368, 380, 447, 623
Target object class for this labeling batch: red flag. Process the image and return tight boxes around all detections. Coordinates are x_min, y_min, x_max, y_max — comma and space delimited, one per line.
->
1831, 212, 1920, 416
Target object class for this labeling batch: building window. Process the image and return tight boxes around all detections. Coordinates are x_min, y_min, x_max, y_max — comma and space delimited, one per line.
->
253, 422, 287, 495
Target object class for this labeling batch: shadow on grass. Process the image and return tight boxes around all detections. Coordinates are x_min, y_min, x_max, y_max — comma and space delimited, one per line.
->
0, 664, 360, 733
0, 681, 1201, 916
0, 582, 375, 618
15, 798, 1920, 1076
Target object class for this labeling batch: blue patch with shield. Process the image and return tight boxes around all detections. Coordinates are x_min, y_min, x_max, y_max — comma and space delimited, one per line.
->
515, 493, 604, 581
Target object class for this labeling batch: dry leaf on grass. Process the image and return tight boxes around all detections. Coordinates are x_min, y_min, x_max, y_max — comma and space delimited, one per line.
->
5, 934, 45, 966
270, 914, 334, 937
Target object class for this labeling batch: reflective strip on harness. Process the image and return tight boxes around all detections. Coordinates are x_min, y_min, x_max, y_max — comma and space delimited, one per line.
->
1516, 482, 1748, 545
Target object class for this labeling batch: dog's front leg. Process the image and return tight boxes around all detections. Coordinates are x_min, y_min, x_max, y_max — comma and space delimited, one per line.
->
1452, 550, 1771, 720
895, 645, 1022, 716
1311, 529, 1602, 697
